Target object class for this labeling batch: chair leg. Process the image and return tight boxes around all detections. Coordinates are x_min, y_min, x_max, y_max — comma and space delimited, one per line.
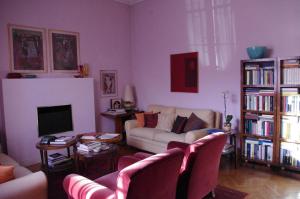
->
211, 189, 216, 198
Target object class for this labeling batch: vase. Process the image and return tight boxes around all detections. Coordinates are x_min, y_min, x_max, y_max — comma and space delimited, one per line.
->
223, 123, 231, 132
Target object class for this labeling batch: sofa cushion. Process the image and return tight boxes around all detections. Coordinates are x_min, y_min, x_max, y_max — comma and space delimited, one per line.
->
176, 108, 215, 128
148, 104, 176, 114
154, 132, 185, 143
14, 166, 32, 178
172, 116, 187, 134
130, 128, 168, 140
184, 113, 205, 132
135, 112, 146, 127
156, 113, 175, 131
0, 165, 15, 184
0, 153, 19, 166
144, 113, 159, 128
95, 171, 119, 191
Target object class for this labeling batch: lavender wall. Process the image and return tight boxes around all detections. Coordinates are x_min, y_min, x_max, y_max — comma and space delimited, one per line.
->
131, 0, 300, 128
0, 0, 132, 142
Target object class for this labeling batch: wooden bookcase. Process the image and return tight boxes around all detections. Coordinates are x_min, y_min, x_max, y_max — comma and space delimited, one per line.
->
240, 56, 300, 171
277, 56, 300, 171
240, 58, 278, 167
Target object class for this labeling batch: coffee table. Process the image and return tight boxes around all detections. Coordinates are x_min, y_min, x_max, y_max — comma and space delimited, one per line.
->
76, 137, 119, 179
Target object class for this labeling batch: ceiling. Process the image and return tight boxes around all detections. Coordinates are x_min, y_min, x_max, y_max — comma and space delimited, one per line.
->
114, 0, 144, 5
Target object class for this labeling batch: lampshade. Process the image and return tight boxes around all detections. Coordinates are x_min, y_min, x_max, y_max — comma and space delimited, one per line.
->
124, 85, 134, 102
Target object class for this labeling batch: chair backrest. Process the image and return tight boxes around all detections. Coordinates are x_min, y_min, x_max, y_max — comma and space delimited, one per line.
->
115, 148, 184, 199
187, 133, 227, 199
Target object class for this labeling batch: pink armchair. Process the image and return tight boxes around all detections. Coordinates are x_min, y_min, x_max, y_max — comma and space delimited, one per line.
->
63, 148, 184, 199
118, 132, 227, 199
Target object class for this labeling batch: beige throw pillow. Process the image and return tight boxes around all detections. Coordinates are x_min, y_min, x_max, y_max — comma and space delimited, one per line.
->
156, 113, 175, 132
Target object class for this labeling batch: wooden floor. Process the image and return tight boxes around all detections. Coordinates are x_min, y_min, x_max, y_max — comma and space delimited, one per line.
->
219, 159, 300, 199
28, 145, 300, 199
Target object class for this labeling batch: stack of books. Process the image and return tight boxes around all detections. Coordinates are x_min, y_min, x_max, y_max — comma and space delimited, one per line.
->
77, 142, 102, 152
280, 142, 300, 167
244, 138, 273, 161
48, 153, 71, 167
49, 136, 74, 145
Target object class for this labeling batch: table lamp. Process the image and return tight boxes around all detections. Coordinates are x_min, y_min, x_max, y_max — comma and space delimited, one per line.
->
123, 85, 135, 111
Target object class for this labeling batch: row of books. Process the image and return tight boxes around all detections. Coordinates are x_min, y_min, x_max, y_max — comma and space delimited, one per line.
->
280, 142, 300, 167
281, 116, 300, 142
244, 65, 274, 85
282, 68, 300, 85
244, 114, 274, 137
47, 153, 71, 167
244, 138, 273, 161
244, 89, 274, 112
281, 88, 300, 113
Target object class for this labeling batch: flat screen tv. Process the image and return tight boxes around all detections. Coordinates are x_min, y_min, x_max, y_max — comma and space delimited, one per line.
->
37, 104, 73, 137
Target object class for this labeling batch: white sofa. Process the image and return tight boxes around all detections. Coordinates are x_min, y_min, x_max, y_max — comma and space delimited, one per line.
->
0, 153, 47, 199
125, 104, 221, 153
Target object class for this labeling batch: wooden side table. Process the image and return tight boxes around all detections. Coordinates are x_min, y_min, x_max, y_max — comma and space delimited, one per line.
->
36, 137, 78, 174
101, 111, 139, 142
223, 130, 239, 168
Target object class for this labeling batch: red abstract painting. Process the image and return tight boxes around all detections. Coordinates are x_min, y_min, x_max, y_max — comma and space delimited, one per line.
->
171, 52, 198, 93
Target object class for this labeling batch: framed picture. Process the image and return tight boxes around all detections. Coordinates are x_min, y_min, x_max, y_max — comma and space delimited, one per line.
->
49, 29, 80, 72
8, 24, 47, 73
111, 98, 122, 109
100, 70, 118, 97
171, 52, 198, 93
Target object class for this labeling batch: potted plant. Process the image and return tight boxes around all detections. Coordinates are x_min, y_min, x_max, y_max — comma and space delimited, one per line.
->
222, 91, 233, 131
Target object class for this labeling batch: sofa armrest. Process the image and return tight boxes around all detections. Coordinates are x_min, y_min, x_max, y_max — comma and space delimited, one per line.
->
63, 174, 115, 199
125, 120, 137, 136
167, 141, 189, 151
184, 128, 212, 143
0, 171, 47, 199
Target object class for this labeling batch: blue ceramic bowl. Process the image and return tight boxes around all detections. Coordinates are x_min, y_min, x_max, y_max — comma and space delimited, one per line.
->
246, 46, 266, 59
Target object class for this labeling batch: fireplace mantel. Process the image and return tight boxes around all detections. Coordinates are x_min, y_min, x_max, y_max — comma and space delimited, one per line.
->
2, 78, 96, 166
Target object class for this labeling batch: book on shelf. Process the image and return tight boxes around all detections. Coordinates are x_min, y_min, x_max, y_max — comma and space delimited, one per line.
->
244, 138, 273, 161
244, 89, 274, 112
281, 116, 300, 142
244, 114, 274, 137
244, 64, 274, 85
282, 66, 300, 84
282, 59, 300, 67
47, 153, 71, 167
280, 142, 300, 167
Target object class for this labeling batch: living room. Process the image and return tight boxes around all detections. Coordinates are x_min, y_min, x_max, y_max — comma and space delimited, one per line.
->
0, 0, 300, 199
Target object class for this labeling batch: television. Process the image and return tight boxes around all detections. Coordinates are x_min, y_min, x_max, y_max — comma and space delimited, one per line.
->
37, 104, 73, 137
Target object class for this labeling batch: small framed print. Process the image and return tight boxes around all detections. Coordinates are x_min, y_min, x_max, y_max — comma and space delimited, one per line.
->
111, 98, 122, 109
8, 24, 47, 73
49, 29, 80, 72
100, 70, 118, 97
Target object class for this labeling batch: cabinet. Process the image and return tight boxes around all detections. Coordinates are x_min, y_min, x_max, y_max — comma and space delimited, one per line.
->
240, 58, 277, 166
278, 57, 300, 171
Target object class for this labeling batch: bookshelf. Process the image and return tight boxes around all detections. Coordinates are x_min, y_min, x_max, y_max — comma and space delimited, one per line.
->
240, 58, 277, 166
278, 57, 300, 170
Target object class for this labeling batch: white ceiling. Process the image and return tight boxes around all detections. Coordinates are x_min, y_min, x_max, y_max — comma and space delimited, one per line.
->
114, 0, 144, 5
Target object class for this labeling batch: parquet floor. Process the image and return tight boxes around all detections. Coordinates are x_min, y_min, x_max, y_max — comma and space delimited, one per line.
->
219, 160, 300, 199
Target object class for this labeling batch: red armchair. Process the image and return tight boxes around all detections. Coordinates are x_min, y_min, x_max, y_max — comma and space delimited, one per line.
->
118, 132, 227, 199
63, 148, 184, 199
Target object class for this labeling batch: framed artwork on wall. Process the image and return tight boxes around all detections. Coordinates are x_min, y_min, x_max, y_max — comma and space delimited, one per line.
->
49, 29, 80, 72
170, 52, 198, 93
111, 98, 122, 109
8, 24, 47, 73
100, 70, 118, 97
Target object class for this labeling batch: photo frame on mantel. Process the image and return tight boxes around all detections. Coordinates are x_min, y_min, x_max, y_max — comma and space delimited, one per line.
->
100, 70, 118, 97
8, 24, 47, 73
49, 29, 80, 73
